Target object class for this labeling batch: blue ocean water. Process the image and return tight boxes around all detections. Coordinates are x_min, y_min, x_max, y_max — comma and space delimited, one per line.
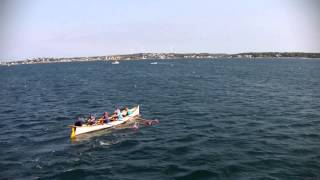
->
0, 59, 320, 179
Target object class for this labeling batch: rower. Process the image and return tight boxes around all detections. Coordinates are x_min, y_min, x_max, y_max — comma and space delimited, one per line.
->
102, 112, 110, 124
126, 107, 133, 116
116, 108, 123, 121
122, 107, 128, 117
97, 112, 110, 124
74, 117, 84, 126
122, 106, 131, 117
87, 114, 96, 125
109, 109, 118, 121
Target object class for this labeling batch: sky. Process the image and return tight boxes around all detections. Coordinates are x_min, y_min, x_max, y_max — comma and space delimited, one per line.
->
0, 0, 320, 60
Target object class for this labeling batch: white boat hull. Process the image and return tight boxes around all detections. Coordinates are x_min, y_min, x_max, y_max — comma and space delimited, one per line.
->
70, 106, 139, 138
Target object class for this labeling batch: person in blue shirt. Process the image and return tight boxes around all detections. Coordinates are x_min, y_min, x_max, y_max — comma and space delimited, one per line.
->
116, 108, 123, 121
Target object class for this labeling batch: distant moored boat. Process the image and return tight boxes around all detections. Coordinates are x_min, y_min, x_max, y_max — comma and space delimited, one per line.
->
112, 60, 120, 64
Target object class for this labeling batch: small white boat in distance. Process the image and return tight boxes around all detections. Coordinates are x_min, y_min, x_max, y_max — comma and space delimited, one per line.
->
112, 60, 120, 64
70, 106, 139, 138
150, 62, 158, 65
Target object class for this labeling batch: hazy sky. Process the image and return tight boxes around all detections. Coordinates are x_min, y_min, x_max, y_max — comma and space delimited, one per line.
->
1, 0, 319, 60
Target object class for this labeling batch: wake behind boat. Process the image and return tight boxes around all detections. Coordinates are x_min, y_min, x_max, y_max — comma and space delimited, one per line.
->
70, 106, 139, 138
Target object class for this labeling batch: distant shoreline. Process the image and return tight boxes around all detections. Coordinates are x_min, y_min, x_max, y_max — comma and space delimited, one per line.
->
1, 52, 320, 66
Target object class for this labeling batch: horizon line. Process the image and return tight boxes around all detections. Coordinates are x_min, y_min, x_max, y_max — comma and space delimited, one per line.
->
2, 51, 320, 62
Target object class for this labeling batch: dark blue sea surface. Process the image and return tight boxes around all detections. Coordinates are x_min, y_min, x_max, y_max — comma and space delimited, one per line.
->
0, 59, 320, 179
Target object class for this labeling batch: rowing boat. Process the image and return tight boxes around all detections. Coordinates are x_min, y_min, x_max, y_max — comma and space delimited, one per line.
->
70, 106, 139, 138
